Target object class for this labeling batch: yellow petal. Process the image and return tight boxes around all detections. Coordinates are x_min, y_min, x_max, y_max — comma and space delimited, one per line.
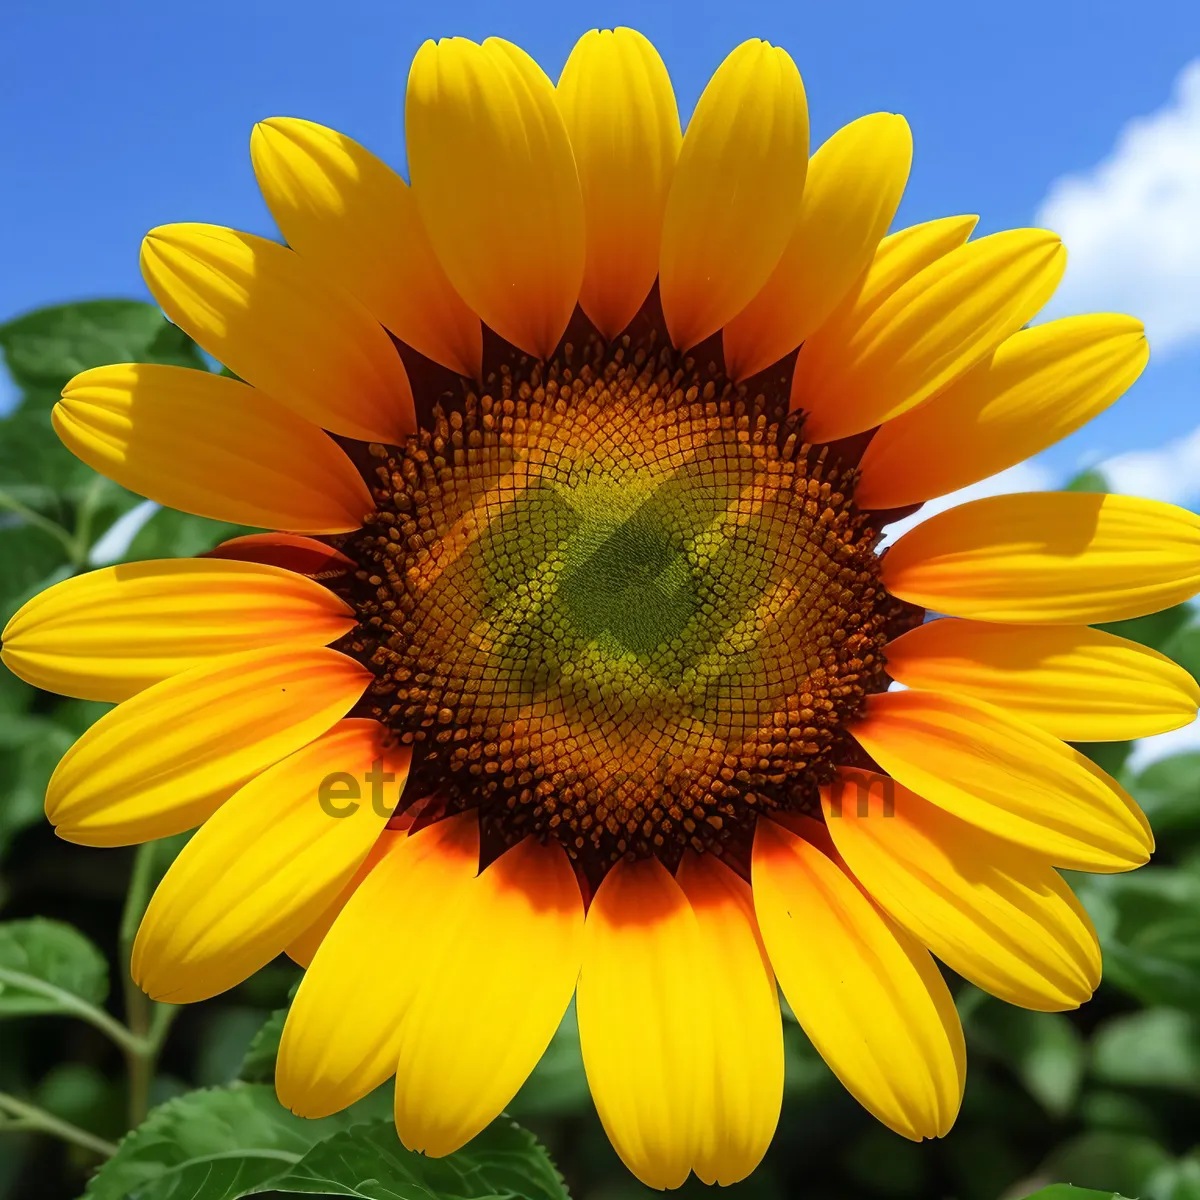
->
857, 315, 1149, 509
54, 364, 372, 534
853, 689, 1153, 872
277, 815, 478, 1118
393, 835, 584, 1157
250, 117, 482, 379
795, 229, 1066, 442
141, 223, 413, 443
286, 827, 408, 968
556, 28, 681, 339
45, 646, 370, 847
676, 853, 782, 1186
577, 857, 708, 1190
882, 492, 1200, 624
1, 559, 355, 702
822, 768, 1101, 1011
724, 112, 912, 380
886, 619, 1200, 741
658, 39, 809, 350
406, 38, 584, 359
133, 721, 408, 1003
752, 817, 965, 1140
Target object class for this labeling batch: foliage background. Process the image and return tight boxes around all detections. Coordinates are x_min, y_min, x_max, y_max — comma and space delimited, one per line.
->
0, 301, 1198, 1200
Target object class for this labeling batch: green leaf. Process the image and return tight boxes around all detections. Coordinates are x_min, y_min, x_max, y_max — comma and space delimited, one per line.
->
1091, 1007, 1200, 1093
0, 918, 108, 1015
124, 509, 251, 561
0, 711, 75, 856
83, 1087, 564, 1200
238, 984, 299, 1085
1074, 869, 1200, 1011
272, 1117, 568, 1200
82, 1084, 387, 1200
1098, 604, 1196, 653
1164, 621, 1200, 683
509, 1000, 589, 1118
962, 992, 1085, 1117
1063, 467, 1109, 493
0, 521, 72, 623
1129, 753, 1200, 837
1042, 1132, 1171, 1198
1022, 1188, 1130, 1199
0, 300, 203, 406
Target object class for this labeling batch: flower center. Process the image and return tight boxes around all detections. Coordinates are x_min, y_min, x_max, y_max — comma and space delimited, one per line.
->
331, 327, 916, 878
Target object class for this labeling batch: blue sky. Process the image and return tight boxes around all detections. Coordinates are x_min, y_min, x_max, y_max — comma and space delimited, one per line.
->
3, 0, 1199, 487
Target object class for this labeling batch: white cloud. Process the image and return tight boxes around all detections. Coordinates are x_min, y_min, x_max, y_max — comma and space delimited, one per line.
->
1096, 423, 1200, 507
878, 460, 1054, 547
1036, 58, 1200, 355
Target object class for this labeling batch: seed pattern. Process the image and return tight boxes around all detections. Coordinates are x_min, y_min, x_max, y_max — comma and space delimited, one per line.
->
330, 328, 917, 878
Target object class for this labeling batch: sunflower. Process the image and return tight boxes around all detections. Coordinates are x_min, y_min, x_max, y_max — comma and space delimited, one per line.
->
3, 25, 1200, 1191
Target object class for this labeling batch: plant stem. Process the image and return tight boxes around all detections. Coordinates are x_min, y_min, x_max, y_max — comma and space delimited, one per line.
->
70, 474, 108, 566
0, 1092, 117, 1158
0, 488, 77, 560
118, 842, 173, 1129
0, 967, 142, 1056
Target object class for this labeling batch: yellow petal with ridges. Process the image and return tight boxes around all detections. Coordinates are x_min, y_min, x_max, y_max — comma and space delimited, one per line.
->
853, 689, 1153, 872
557, 28, 681, 339
406, 38, 584, 359
276, 815, 477, 1118
886, 619, 1200, 741
133, 721, 409, 1003
45, 646, 370, 847
659, 39, 809, 350
822, 768, 1101, 1011
392, 835, 584, 1157
251, 117, 482, 379
882, 492, 1200, 624
55, 364, 371, 534
286, 828, 408, 969
752, 818, 965, 1140
577, 857, 710, 1190
858, 315, 1149, 508
141, 223, 413, 443
1, 559, 355, 702
676, 853, 782, 1186
795, 228, 1066, 442
724, 113, 912, 380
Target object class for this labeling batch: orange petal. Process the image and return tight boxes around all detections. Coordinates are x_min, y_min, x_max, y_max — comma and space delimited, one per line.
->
853, 689, 1153, 872
856, 315, 1149, 509
251, 117, 482, 379
795, 229, 1066, 442
556, 28, 681, 338
406, 38, 584, 358
752, 817, 965, 1140
577, 857, 708, 1189
141, 223, 414, 443
658, 39, 809, 350
277, 815, 478, 1118
1, 559, 355, 702
881, 492, 1200, 624
45, 646, 370, 846
724, 112, 912, 380
55, 364, 371, 534
676, 854, 782, 1185
285, 827, 409, 968
885, 618, 1200, 741
392, 835, 584, 1157
822, 768, 1101, 1011
133, 721, 409, 1002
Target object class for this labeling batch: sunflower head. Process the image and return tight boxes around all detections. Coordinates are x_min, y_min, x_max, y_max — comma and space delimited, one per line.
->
2, 22, 1198, 1196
